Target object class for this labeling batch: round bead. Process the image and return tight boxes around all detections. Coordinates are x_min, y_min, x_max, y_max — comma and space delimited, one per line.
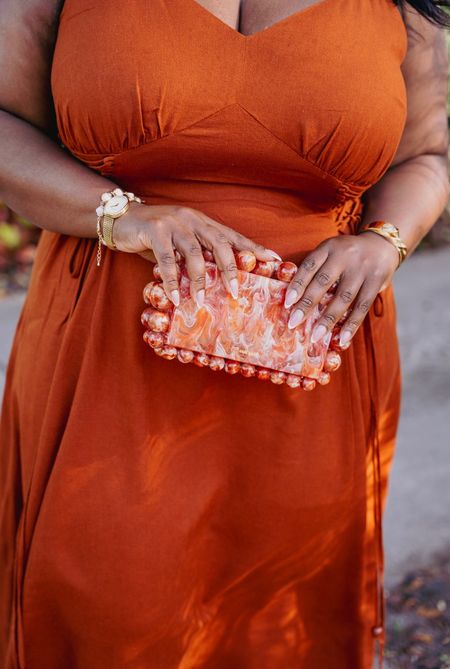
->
317, 371, 331, 386
270, 371, 287, 385
143, 330, 166, 349
177, 349, 194, 363
143, 281, 157, 304
256, 368, 271, 381
142, 308, 170, 333
101, 192, 112, 203
149, 284, 172, 311
323, 351, 342, 373
209, 356, 225, 371
224, 360, 241, 374
160, 345, 177, 360
236, 250, 257, 272
286, 374, 301, 388
253, 260, 274, 278
141, 308, 152, 328
276, 261, 298, 282
302, 377, 316, 391
371, 626, 383, 637
240, 363, 256, 378
112, 188, 123, 196
193, 352, 210, 367
95, 205, 104, 217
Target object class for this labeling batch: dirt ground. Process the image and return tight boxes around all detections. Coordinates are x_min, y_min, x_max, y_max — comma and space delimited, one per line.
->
385, 551, 450, 668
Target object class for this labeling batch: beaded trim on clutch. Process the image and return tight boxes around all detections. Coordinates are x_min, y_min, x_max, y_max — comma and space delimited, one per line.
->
141, 250, 348, 391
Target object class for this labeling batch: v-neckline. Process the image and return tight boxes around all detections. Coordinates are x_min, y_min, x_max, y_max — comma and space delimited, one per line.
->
184, 0, 333, 40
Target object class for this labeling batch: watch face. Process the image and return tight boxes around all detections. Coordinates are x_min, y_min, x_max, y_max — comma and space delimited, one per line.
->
104, 194, 128, 216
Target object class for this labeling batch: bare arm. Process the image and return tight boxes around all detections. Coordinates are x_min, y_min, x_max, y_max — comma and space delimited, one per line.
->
0, 0, 120, 237
0, 0, 279, 306
0, 111, 121, 238
282, 7, 449, 345
360, 5, 450, 253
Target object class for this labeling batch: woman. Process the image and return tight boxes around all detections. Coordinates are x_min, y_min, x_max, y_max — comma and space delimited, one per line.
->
0, 0, 448, 667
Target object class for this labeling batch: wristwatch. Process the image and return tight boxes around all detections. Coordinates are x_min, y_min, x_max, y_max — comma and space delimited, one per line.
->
96, 188, 143, 250
359, 220, 408, 267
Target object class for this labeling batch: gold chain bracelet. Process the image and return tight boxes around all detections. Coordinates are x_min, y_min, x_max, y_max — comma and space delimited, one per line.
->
96, 216, 106, 267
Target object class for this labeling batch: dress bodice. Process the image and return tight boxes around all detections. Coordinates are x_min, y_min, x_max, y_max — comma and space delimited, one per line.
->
51, 0, 407, 211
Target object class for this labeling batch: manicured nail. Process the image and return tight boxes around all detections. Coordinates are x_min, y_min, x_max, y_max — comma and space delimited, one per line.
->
229, 278, 239, 299
170, 289, 180, 307
266, 249, 282, 261
195, 289, 205, 307
311, 324, 327, 344
284, 289, 298, 309
288, 309, 304, 329
339, 329, 352, 347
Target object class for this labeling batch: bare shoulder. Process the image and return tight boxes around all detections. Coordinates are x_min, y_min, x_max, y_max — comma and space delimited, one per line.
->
398, 1, 448, 69
390, 3, 448, 166
0, 0, 65, 135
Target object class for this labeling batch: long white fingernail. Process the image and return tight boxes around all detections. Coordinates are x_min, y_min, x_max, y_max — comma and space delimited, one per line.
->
339, 329, 352, 347
284, 289, 298, 309
288, 309, 304, 329
311, 324, 327, 344
229, 278, 239, 299
170, 289, 180, 306
267, 249, 282, 261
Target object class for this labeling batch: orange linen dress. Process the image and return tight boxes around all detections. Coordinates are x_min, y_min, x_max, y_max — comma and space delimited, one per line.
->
0, 1, 407, 667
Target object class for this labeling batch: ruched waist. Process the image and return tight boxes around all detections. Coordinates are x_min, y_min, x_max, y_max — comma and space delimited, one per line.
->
107, 180, 364, 264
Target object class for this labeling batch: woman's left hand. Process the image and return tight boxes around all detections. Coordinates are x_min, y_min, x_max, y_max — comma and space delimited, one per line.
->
283, 232, 401, 347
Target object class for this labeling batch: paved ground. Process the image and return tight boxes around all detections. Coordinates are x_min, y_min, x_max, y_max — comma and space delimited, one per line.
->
0, 247, 449, 588
383, 246, 450, 586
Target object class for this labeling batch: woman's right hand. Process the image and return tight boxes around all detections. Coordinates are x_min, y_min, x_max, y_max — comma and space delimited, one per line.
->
112, 203, 282, 307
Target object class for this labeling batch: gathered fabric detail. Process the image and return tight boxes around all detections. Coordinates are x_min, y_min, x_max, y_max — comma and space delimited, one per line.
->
330, 190, 364, 235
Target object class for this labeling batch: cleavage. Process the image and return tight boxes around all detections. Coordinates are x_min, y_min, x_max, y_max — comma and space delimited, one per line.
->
194, 0, 326, 36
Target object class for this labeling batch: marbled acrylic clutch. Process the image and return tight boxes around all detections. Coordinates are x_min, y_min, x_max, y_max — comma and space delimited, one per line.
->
141, 250, 347, 391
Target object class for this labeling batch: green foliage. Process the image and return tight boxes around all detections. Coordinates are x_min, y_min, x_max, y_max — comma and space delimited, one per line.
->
0, 201, 40, 296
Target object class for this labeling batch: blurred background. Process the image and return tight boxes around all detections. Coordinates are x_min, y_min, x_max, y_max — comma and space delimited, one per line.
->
1, 30, 450, 669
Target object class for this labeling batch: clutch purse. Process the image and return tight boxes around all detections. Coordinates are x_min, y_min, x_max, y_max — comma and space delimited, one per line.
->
141, 249, 349, 391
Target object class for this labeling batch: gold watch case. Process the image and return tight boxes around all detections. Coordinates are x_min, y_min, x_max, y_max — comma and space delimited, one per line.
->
102, 194, 130, 218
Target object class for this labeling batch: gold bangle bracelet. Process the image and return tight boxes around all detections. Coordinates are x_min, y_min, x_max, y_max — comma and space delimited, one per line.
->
359, 221, 408, 268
